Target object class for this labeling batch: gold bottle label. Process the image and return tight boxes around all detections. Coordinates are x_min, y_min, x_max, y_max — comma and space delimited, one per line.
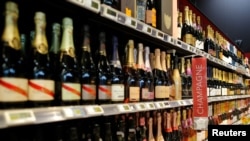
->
152, 8, 157, 27
183, 34, 193, 45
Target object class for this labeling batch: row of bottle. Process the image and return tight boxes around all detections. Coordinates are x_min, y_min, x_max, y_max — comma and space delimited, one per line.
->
179, 5, 248, 69
0, 107, 207, 141
206, 66, 250, 97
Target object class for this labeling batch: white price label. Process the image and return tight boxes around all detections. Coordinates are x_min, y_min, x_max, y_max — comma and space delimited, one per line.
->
169, 101, 180, 107
105, 7, 117, 21
164, 102, 171, 108
134, 103, 147, 111
117, 13, 126, 24
155, 102, 164, 109
4, 110, 36, 126
62, 107, 85, 118
85, 106, 104, 116
163, 34, 170, 43
125, 17, 136, 28
189, 46, 196, 53
156, 31, 164, 40
145, 103, 155, 110
117, 104, 132, 113
68, 0, 100, 13
181, 43, 189, 50
142, 24, 152, 35
136, 22, 144, 31
178, 100, 185, 106
151, 29, 157, 37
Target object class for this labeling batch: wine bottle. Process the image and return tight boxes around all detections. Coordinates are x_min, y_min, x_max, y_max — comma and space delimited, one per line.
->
172, 55, 182, 100
97, 32, 112, 104
67, 127, 79, 141
103, 122, 113, 141
92, 123, 102, 141
186, 59, 192, 98
171, 109, 178, 141
137, 43, 147, 102
177, 11, 183, 40
181, 6, 192, 45
0, 1, 28, 109
116, 119, 126, 141
110, 36, 124, 103
156, 112, 164, 141
196, 16, 204, 50
143, 46, 154, 101
148, 117, 155, 141
123, 40, 140, 103
58, 17, 81, 105
166, 53, 175, 101
180, 57, 188, 99
136, 0, 147, 22
137, 113, 147, 141
28, 12, 55, 107
81, 25, 97, 105
127, 115, 137, 141
160, 51, 169, 100
153, 49, 166, 101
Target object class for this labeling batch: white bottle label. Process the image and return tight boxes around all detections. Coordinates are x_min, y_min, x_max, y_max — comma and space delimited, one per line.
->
62, 82, 81, 100
82, 84, 96, 100
98, 85, 111, 100
111, 84, 124, 101
177, 26, 182, 39
129, 86, 140, 101
0, 77, 28, 102
28, 79, 55, 101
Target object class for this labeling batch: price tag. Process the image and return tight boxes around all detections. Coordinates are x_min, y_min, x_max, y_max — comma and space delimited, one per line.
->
163, 34, 170, 42
145, 103, 155, 110
68, 0, 100, 13
125, 16, 136, 28
189, 99, 193, 104
142, 24, 152, 35
204, 53, 210, 58
134, 103, 147, 111
4, 110, 36, 126
85, 106, 104, 116
208, 55, 214, 61
164, 102, 171, 108
105, 8, 117, 21
177, 100, 185, 106
189, 46, 196, 53
176, 40, 182, 47
117, 104, 132, 113
117, 13, 126, 24
185, 100, 191, 105
136, 22, 143, 31
181, 43, 189, 50
156, 31, 164, 40
155, 102, 164, 109
169, 101, 179, 107
151, 29, 157, 37
195, 49, 202, 56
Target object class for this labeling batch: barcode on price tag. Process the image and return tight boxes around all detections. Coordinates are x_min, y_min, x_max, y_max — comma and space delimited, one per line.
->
117, 104, 132, 113
145, 103, 155, 110
4, 110, 36, 126
134, 103, 147, 111
155, 102, 164, 109
85, 106, 104, 116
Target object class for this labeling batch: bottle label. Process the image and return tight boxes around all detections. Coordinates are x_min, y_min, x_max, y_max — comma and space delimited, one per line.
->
207, 87, 210, 96
183, 34, 193, 45
141, 87, 149, 100
28, 79, 55, 101
165, 86, 171, 98
98, 85, 111, 100
126, 8, 132, 17
82, 84, 96, 100
196, 40, 204, 50
177, 26, 182, 40
62, 82, 81, 100
210, 88, 216, 96
155, 85, 165, 98
0, 77, 28, 102
174, 80, 182, 100
152, 8, 156, 27
146, 10, 152, 24
111, 84, 125, 101
129, 86, 140, 101
136, 5, 145, 21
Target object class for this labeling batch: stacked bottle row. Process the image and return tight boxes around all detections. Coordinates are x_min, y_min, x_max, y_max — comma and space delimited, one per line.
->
179, 5, 249, 69
208, 99, 250, 125
207, 66, 250, 97
0, 107, 203, 141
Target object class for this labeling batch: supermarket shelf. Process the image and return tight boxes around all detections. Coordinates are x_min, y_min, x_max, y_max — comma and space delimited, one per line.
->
0, 95, 250, 129
232, 114, 250, 125
67, 0, 250, 78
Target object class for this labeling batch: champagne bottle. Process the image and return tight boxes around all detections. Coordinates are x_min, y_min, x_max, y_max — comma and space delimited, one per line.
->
124, 40, 140, 103
103, 122, 113, 141
127, 115, 137, 141
137, 43, 147, 102
28, 12, 55, 107
81, 25, 97, 105
177, 11, 183, 40
156, 112, 164, 141
180, 57, 188, 98
58, 17, 81, 105
116, 119, 126, 141
160, 51, 169, 100
0, 1, 28, 109
172, 55, 182, 100
97, 32, 112, 104
92, 124, 102, 141
186, 59, 192, 98
153, 49, 165, 101
110, 36, 124, 103
144, 46, 154, 101
137, 113, 147, 141
148, 117, 155, 141
181, 6, 192, 45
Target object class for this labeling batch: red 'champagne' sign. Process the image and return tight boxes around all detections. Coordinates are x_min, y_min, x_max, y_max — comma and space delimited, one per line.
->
192, 57, 208, 117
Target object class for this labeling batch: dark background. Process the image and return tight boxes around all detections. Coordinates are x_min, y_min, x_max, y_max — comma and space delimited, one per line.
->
190, 0, 250, 53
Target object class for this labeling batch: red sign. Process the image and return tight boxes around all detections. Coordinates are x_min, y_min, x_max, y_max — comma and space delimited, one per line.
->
192, 57, 208, 117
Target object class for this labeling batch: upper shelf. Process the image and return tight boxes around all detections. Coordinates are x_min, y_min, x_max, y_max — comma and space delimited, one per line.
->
66, 0, 250, 77
0, 95, 249, 129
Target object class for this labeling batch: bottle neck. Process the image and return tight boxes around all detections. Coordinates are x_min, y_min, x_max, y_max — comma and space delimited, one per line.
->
33, 17, 48, 54
161, 52, 167, 72
144, 48, 152, 72
180, 58, 185, 74
111, 40, 122, 68
137, 47, 145, 70
184, 8, 189, 25
125, 41, 135, 67
60, 25, 75, 58
2, 11, 20, 50
154, 50, 162, 70
50, 30, 60, 54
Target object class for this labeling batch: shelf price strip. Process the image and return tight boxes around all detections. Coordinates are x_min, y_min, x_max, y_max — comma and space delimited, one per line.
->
117, 104, 133, 113
4, 110, 36, 126
84, 106, 104, 116
67, 0, 100, 13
